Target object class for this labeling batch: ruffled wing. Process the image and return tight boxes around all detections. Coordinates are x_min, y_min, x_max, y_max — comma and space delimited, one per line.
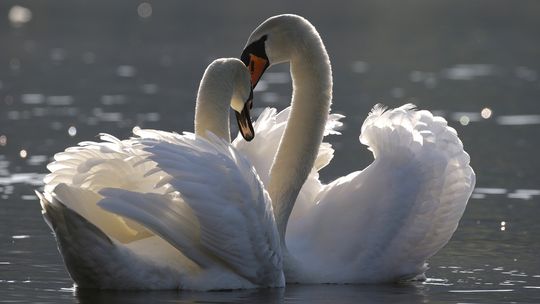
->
286, 104, 475, 283
99, 132, 284, 287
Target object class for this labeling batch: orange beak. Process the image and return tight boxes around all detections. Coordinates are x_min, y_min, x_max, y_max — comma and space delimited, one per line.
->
246, 54, 269, 88
238, 36, 269, 141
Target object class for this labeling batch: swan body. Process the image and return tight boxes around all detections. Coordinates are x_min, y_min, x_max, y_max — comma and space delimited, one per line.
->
38, 13, 476, 288
38, 58, 285, 290
285, 104, 475, 283
240, 14, 475, 283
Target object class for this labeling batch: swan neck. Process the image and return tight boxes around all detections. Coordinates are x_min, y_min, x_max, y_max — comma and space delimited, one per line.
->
194, 77, 232, 142
269, 34, 332, 241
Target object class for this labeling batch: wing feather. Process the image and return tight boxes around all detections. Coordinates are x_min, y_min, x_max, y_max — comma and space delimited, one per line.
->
100, 133, 284, 286
233, 107, 343, 184
287, 104, 475, 283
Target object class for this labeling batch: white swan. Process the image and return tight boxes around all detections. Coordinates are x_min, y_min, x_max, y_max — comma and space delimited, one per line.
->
37, 58, 285, 290
238, 14, 476, 283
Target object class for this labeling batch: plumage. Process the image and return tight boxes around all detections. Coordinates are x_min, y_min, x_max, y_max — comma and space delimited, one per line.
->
38, 58, 285, 290
239, 14, 475, 283
38, 13, 476, 290
285, 105, 475, 283
99, 133, 283, 286
233, 106, 343, 185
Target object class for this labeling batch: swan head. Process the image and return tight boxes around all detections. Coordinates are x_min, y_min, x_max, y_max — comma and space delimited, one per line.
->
228, 59, 255, 141
240, 14, 316, 87
197, 58, 254, 141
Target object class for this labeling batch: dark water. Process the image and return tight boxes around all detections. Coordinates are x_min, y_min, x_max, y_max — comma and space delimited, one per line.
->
1, 1, 540, 303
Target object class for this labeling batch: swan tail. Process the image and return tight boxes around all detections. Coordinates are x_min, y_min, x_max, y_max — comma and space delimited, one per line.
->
38, 187, 185, 289
37, 187, 129, 288
102, 134, 284, 287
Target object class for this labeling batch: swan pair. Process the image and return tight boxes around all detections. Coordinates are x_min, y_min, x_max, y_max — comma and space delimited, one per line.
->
38, 14, 475, 290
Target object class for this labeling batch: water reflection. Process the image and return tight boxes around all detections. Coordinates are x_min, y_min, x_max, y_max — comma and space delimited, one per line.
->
74, 284, 427, 304
137, 2, 153, 19
496, 115, 540, 126
141, 83, 159, 95
443, 64, 498, 80
47, 96, 74, 106
515, 67, 538, 81
82, 52, 96, 65
481, 108, 492, 119
472, 187, 540, 201
409, 70, 437, 88
68, 126, 77, 137
352, 61, 369, 74
76, 288, 285, 304
21, 94, 45, 105
101, 95, 127, 105
8, 6, 32, 28
50, 48, 67, 63
0, 173, 46, 186
116, 65, 137, 78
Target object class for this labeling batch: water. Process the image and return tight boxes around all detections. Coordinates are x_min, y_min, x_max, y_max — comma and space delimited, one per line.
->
1, 0, 540, 303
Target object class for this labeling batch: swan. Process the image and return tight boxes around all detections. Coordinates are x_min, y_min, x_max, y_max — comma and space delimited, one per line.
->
36, 58, 285, 290
238, 14, 476, 283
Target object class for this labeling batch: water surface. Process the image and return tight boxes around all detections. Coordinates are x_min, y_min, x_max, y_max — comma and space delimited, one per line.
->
1, 1, 540, 303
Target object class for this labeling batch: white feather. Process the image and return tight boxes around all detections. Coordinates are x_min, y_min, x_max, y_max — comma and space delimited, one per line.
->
241, 14, 475, 284
38, 58, 285, 290
285, 105, 475, 283
99, 134, 284, 287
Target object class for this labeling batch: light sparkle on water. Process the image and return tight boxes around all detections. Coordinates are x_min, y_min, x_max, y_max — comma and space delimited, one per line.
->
8, 6, 32, 28
137, 3, 152, 18
68, 126, 77, 137
481, 108, 493, 119
12, 235, 30, 239
116, 65, 136, 78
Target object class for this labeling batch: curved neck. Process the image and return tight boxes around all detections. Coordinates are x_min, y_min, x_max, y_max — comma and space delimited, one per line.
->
194, 75, 232, 142
269, 33, 333, 242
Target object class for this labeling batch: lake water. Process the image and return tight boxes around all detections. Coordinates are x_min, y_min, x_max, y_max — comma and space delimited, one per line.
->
1, 1, 540, 303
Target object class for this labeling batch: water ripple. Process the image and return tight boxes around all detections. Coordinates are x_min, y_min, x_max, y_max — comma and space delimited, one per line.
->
496, 115, 540, 126
0, 173, 45, 186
